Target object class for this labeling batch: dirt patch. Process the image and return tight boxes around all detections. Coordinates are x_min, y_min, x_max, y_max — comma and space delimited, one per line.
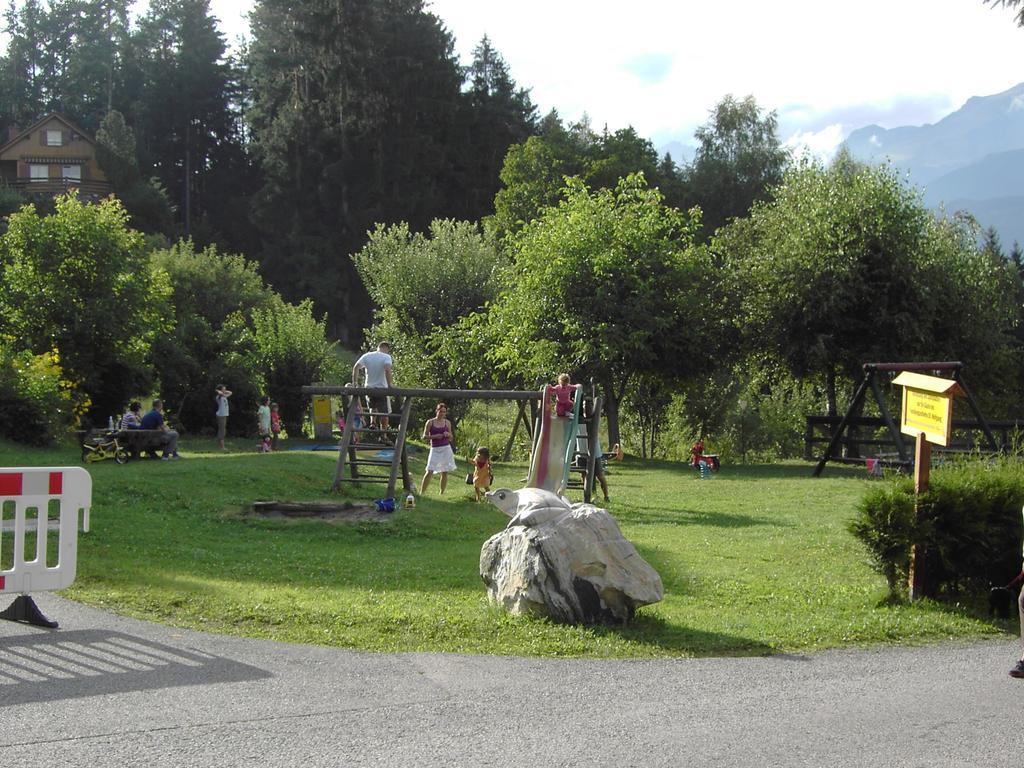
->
249, 500, 391, 522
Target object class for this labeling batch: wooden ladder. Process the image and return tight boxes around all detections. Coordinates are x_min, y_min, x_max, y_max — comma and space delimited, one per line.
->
332, 393, 414, 498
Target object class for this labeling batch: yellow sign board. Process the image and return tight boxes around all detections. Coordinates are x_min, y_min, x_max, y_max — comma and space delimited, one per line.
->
893, 372, 962, 447
312, 395, 333, 425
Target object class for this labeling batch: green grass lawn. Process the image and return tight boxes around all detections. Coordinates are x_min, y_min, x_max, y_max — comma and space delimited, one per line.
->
0, 436, 1014, 657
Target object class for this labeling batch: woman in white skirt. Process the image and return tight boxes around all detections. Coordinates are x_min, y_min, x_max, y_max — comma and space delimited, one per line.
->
420, 402, 456, 495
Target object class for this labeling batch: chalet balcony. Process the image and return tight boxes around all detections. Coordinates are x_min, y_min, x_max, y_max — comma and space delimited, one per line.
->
3, 177, 112, 201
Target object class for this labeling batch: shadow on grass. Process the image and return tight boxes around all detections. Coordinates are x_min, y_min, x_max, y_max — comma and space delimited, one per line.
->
898, 592, 1019, 634
590, 612, 778, 657
624, 456, 865, 482
613, 505, 792, 529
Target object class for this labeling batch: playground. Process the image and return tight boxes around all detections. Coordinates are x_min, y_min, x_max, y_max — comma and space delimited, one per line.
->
0, 432, 1014, 658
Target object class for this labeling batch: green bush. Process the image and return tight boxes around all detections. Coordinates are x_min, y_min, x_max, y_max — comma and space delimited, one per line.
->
151, 241, 342, 438
849, 459, 1024, 599
849, 479, 916, 595
150, 240, 270, 435
0, 344, 74, 445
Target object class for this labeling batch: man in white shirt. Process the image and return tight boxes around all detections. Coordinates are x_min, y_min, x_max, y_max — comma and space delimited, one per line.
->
352, 342, 395, 433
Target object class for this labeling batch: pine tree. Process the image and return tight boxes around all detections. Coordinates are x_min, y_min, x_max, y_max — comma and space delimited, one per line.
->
132, 0, 241, 237
451, 35, 537, 220
246, 0, 467, 343
0, 0, 49, 133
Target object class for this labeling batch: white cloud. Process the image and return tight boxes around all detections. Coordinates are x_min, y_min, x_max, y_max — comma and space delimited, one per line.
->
869, 135, 883, 148
784, 124, 845, 160
139, 0, 1024, 150
427, 0, 1023, 145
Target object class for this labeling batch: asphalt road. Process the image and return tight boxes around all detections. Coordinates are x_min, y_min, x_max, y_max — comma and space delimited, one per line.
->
1, 593, 1021, 767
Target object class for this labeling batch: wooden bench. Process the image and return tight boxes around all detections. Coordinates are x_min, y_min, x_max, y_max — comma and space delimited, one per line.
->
117, 429, 170, 459
77, 429, 169, 461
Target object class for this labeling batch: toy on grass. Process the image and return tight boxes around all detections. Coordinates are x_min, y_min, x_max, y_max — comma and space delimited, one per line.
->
690, 440, 720, 472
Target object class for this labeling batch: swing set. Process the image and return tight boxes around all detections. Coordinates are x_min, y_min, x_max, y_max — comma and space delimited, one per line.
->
301, 384, 610, 503
810, 361, 999, 477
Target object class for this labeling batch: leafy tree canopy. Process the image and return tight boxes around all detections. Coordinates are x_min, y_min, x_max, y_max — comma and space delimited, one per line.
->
686, 94, 789, 240
719, 153, 1020, 414
353, 219, 505, 421
479, 173, 714, 444
0, 193, 172, 421
151, 238, 280, 433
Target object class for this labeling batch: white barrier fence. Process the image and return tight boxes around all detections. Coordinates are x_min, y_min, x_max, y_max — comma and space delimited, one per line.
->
0, 467, 92, 628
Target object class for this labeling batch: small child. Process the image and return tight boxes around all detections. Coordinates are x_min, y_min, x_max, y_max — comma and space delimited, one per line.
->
470, 446, 493, 502
551, 373, 575, 417
257, 396, 271, 453
690, 439, 705, 468
270, 402, 281, 450
336, 402, 363, 443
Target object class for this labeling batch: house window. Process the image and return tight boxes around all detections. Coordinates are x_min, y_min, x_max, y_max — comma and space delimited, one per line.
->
62, 165, 81, 182
29, 164, 49, 182
45, 129, 63, 146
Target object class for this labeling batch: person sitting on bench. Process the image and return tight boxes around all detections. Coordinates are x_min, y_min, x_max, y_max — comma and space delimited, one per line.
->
120, 401, 143, 430
140, 399, 180, 460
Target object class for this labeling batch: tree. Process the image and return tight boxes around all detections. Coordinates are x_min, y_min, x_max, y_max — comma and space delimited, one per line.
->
132, 0, 240, 237
720, 156, 1020, 416
151, 239, 342, 436
56, 0, 132, 127
0, 0, 47, 134
450, 35, 537, 221
686, 94, 789, 240
95, 109, 176, 234
479, 173, 715, 445
0, 342, 74, 445
150, 239, 271, 433
488, 116, 685, 245
352, 219, 505, 421
0, 193, 172, 422
620, 374, 673, 458
246, 0, 465, 344
985, 0, 1024, 26
488, 132, 581, 244
0, 0, 133, 134
251, 297, 341, 437
586, 126, 659, 192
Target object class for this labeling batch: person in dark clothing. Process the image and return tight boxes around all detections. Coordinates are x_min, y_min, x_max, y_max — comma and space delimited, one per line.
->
140, 399, 180, 460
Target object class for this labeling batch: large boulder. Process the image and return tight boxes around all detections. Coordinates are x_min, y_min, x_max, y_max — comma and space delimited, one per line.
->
480, 488, 663, 624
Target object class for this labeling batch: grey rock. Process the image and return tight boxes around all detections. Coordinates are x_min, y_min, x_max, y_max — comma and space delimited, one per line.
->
481, 490, 663, 624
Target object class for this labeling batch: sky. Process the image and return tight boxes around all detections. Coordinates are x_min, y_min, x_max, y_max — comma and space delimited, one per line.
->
125, 0, 1024, 158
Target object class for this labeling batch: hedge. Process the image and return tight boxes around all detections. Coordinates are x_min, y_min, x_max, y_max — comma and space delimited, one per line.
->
849, 458, 1024, 599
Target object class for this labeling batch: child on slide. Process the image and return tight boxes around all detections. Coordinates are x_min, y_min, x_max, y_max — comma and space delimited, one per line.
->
551, 373, 575, 417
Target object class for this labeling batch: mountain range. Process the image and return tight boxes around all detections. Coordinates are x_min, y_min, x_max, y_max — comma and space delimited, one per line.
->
844, 82, 1024, 248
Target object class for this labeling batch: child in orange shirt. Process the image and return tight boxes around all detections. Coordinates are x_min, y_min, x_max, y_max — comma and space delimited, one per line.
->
470, 446, 493, 502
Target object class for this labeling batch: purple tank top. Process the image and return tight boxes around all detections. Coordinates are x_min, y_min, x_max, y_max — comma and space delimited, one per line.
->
428, 421, 449, 448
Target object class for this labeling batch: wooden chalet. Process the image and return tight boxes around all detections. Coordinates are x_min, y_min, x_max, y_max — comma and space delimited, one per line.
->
0, 113, 111, 200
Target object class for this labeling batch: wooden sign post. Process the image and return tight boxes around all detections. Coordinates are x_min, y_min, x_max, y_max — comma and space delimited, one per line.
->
892, 372, 963, 600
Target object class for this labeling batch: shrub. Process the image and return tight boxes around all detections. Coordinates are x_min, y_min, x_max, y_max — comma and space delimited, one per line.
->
151, 240, 342, 438
151, 240, 272, 435
849, 479, 916, 596
0, 344, 75, 445
251, 297, 343, 437
849, 459, 1024, 599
